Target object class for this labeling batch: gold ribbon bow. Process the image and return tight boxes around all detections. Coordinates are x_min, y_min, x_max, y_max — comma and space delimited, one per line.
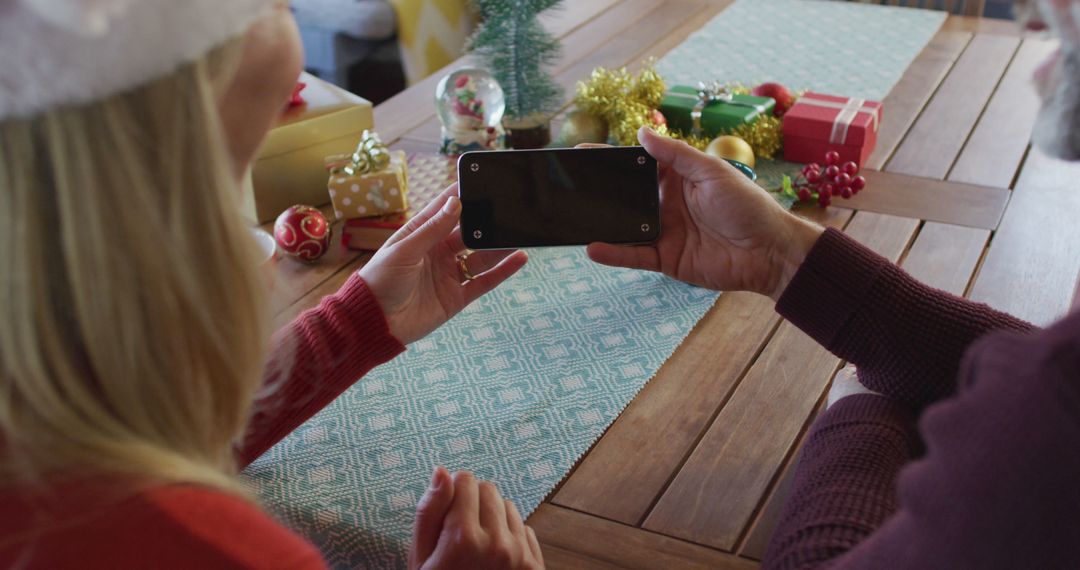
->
330, 130, 391, 176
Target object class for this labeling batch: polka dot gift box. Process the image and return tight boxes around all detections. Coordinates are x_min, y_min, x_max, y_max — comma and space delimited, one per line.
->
324, 130, 409, 220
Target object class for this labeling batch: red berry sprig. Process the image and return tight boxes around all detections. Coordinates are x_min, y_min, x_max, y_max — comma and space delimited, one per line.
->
790, 150, 867, 208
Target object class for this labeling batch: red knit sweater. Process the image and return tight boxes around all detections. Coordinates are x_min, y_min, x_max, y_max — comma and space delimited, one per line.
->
767, 228, 1080, 569
0, 274, 404, 569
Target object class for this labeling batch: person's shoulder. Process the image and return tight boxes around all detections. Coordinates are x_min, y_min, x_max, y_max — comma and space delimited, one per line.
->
137, 485, 326, 569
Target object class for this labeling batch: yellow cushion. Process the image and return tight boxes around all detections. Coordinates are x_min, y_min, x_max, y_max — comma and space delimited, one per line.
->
389, 0, 477, 83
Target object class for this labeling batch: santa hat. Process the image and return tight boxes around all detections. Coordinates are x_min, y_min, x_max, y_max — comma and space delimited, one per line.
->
0, 0, 274, 120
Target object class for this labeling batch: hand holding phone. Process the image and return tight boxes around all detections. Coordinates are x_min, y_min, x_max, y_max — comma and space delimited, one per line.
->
457, 147, 661, 249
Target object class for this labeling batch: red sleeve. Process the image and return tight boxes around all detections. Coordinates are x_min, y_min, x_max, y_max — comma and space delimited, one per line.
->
140, 486, 327, 570
776, 227, 1034, 411
3, 484, 328, 569
237, 274, 405, 466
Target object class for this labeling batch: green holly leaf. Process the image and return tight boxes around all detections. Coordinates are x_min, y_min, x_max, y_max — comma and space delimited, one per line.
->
768, 174, 798, 210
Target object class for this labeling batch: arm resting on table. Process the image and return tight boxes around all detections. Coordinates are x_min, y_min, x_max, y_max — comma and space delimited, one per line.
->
763, 319, 1080, 569
777, 227, 1035, 411
236, 274, 405, 467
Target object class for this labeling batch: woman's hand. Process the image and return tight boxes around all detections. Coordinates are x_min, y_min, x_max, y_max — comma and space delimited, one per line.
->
587, 127, 824, 300
359, 186, 528, 345
409, 468, 545, 570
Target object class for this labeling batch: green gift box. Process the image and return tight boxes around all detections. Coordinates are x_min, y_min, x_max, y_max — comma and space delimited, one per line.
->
660, 85, 775, 137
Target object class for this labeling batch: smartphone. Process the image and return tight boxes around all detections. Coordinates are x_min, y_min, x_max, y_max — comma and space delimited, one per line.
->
457, 147, 660, 250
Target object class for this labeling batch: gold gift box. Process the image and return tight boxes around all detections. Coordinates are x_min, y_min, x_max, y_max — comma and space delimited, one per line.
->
327, 150, 409, 220
241, 73, 374, 223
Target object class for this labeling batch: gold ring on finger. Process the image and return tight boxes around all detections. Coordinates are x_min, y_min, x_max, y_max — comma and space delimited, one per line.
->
457, 253, 476, 281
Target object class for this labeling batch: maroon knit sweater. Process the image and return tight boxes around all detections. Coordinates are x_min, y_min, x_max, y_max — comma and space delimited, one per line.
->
764, 228, 1080, 569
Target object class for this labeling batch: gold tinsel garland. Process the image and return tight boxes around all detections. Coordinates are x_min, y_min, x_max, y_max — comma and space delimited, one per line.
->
573, 64, 788, 160
574, 60, 669, 146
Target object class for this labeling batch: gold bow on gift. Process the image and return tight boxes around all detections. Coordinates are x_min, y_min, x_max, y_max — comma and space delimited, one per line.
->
327, 130, 391, 176
691, 81, 768, 136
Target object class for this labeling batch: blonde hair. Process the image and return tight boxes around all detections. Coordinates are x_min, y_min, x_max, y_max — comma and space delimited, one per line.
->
0, 41, 267, 492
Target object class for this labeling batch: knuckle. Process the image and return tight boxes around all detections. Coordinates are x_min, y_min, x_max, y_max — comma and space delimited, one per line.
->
487, 536, 519, 566
448, 525, 480, 551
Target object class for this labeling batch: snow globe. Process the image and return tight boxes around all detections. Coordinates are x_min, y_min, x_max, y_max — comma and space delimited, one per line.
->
435, 68, 506, 155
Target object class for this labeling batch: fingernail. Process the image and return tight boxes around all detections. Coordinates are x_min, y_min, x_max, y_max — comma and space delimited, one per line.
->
431, 466, 443, 488
443, 196, 460, 215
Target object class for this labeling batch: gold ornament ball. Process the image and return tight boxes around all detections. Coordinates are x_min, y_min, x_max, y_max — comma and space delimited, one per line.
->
705, 135, 755, 169
556, 110, 609, 147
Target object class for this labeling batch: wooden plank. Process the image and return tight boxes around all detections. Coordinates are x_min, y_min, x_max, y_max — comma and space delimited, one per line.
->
739, 217, 984, 560
949, 39, 1058, 188
942, 15, 1025, 36
885, 34, 1019, 179
529, 504, 758, 570
553, 209, 850, 525
643, 212, 918, 550
271, 254, 369, 330
969, 148, 1080, 326
737, 398, 824, 562
901, 222, 989, 296
541, 545, 624, 570
865, 30, 972, 170
539, 0, 623, 38
266, 241, 362, 316
841, 169, 1009, 230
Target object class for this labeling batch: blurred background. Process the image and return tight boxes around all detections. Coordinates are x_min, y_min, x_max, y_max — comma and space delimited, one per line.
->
295, 0, 1017, 104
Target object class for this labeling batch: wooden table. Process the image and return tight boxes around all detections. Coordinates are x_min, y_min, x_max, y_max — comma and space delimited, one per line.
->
268, 3, 1080, 568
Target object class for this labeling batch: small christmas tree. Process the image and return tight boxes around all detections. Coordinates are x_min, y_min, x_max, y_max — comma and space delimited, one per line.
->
467, 0, 563, 128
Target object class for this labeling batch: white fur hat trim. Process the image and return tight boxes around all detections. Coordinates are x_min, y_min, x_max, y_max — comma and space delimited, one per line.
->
0, 0, 275, 120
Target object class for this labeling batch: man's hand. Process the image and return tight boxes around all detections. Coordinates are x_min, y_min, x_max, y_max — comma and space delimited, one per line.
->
587, 127, 823, 301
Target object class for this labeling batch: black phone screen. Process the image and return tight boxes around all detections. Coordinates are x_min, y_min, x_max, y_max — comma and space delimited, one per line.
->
457, 147, 660, 249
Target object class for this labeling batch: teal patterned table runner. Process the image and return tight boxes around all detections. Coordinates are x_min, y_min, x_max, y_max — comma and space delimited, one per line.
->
245, 2, 945, 568
656, 0, 947, 100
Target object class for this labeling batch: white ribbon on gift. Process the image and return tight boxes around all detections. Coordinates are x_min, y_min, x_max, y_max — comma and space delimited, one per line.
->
797, 96, 880, 145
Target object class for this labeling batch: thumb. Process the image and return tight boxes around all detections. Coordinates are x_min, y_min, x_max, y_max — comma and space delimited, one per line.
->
410, 466, 455, 568
637, 126, 724, 181
398, 195, 461, 256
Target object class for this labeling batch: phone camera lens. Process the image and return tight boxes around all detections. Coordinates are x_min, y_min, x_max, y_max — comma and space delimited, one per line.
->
470, 163, 480, 172
636, 156, 647, 166
473, 229, 483, 239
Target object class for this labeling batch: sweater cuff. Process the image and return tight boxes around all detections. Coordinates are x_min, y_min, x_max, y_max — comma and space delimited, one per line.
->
322, 272, 406, 365
820, 392, 916, 430
776, 227, 890, 348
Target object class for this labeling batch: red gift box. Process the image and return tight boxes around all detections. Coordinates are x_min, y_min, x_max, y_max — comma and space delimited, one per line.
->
342, 212, 411, 251
782, 92, 883, 166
